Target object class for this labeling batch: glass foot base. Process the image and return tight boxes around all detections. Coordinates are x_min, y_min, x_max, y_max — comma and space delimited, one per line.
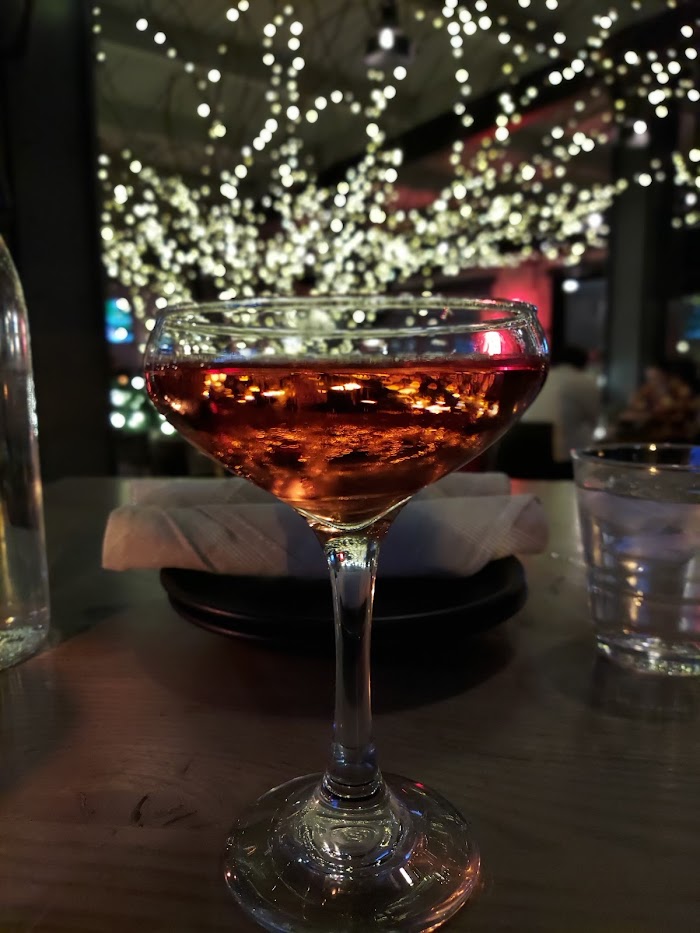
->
597, 635, 700, 676
224, 773, 480, 932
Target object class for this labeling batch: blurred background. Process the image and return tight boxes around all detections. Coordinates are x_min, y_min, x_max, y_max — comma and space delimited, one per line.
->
0, 0, 698, 479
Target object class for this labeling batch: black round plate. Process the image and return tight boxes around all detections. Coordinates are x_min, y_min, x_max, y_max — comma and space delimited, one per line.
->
160, 556, 527, 644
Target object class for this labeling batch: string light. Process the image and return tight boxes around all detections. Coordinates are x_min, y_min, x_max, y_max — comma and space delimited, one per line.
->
93, 2, 698, 304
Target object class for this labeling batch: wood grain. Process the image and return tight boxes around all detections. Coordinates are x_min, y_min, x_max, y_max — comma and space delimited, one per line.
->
0, 479, 698, 931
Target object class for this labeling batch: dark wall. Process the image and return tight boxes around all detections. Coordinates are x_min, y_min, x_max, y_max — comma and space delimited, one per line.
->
605, 109, 680, 409
0, 0, 112, 479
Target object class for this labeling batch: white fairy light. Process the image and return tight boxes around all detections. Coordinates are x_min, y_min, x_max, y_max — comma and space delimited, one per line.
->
94, 3, 699, 302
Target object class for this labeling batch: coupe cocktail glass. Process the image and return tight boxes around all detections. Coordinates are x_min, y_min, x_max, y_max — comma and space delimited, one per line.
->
145, 296, 548, 932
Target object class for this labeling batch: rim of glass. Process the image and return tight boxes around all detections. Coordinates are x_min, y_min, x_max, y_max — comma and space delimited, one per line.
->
153, 295, 540, 338
573, 443, 700, 470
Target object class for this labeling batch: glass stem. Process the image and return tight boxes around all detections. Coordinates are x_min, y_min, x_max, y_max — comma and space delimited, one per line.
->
321, 534, 382, 802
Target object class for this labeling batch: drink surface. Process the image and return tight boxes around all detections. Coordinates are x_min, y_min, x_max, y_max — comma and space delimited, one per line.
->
147, 358, 545, 526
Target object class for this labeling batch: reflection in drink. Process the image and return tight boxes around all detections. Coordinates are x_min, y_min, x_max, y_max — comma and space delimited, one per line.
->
147, 357, 546, 528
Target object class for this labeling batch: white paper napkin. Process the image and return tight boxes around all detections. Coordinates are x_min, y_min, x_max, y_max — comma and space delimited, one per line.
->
102, 473, 548, 578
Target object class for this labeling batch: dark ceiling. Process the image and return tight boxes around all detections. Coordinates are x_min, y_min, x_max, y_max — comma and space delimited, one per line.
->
94, 0, 673, 190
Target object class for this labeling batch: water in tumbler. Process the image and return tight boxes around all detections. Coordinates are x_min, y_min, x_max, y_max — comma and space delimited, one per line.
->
577, 482, 700, 674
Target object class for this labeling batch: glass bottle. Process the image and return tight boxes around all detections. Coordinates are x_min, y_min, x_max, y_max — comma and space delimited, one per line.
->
0, 236, 50, 669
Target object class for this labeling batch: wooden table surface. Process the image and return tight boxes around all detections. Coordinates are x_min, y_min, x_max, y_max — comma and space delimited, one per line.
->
1, 479, 699, 932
